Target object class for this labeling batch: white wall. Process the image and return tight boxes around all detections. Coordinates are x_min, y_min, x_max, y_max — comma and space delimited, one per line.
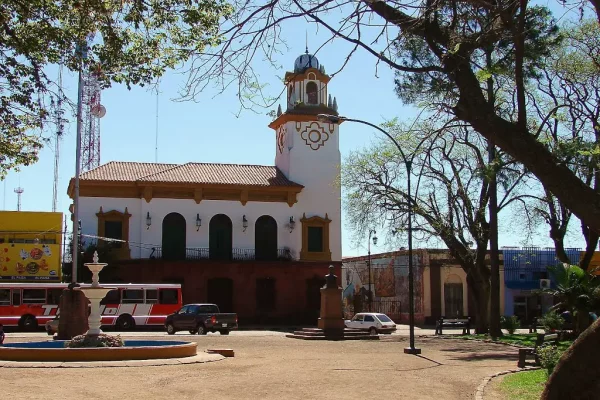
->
283, 120, 341, 261
78, 195, 334, 260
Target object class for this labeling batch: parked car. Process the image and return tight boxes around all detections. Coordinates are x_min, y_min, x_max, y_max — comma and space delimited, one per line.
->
165, 303, 238, 335
45, 317, 59, 335
344, 312, 397, 335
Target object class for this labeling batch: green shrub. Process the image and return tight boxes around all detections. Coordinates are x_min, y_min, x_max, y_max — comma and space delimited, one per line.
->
500, 315, 521, 334
537, 345, 564, 376
66, 334, 124, 348
538, 312, 565, 333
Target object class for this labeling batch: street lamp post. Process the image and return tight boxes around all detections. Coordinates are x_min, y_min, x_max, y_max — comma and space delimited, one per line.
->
367, 229, 377, 312
71, 42, 86, 285
318, 114, 421, 355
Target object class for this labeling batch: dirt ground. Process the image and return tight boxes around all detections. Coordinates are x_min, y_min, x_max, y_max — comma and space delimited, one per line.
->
1, 335, 519, 400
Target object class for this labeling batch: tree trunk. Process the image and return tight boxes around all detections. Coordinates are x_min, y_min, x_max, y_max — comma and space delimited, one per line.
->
580, 221, 600, 271
541, 319, 600, 400
467, 272, 490, 334
488, 140, 502, 338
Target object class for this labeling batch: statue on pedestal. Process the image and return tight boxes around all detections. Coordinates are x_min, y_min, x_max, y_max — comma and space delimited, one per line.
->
325, 265, 338, 289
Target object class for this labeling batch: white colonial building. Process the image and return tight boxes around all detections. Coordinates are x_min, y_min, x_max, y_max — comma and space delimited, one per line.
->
69, 52, 343, 324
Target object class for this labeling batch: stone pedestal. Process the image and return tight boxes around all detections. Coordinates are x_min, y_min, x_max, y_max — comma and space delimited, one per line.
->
56, 289, 89, 340
317, 286, 345, 332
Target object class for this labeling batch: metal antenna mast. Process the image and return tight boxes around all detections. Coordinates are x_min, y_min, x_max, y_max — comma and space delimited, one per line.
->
52, 65, 64, 212
80, 35, 105, 173
155, 84, 159, 162
14, 187, 24, 211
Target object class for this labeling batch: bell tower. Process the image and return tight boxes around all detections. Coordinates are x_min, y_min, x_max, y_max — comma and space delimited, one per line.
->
268, 51, 341, 262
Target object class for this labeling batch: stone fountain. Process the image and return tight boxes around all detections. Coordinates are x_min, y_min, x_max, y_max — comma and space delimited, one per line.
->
0, 251, 199, 362
75, 251, 115, 336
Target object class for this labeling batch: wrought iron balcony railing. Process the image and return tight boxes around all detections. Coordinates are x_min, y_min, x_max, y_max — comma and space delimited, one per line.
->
148, 247, 294, 262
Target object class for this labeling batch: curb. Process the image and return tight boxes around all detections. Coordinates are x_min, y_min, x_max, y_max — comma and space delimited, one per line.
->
0, 352, 225, 368
474, 366, 541, 400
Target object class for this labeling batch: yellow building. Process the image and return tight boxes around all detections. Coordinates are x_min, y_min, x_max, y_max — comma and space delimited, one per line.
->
582, 251, 600, 275
0, 211, 63, 281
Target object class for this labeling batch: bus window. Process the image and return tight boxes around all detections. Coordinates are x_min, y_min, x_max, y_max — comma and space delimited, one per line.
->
22, 289, 46, 304
47, 289, 63, 305
101, 289, 121, 305
159, 289, 178, 305
0, 289, 10, 305
12, 289, 21, 306
145, 289, 158, 304
122, 289, 144, 304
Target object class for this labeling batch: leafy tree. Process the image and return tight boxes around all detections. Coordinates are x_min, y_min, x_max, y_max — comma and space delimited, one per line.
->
182, 0, 600, 234
0, 0, 232, 177
544, 264, 600, 334
525, 19, 600, 268
342, 118, 529, 333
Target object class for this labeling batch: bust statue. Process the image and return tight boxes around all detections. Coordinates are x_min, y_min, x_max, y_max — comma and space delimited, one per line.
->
325, 265, 338, 288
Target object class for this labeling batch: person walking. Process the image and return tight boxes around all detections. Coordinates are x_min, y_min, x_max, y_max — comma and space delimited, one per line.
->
0, 323, 5, 346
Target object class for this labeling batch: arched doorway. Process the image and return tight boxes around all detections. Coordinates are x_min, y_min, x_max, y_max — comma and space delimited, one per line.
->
162, 213, 186, 261
444, 274, 464, 317
209, 214, 232, 260
207, 278, 233, 312
255, 215, 277, 261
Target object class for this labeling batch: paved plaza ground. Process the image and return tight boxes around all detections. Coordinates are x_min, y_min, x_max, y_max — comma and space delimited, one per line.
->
1, 329, 520, 400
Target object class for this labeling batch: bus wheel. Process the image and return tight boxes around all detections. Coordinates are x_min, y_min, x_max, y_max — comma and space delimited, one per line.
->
19, 315, 38, 331
116, 315, 135, 331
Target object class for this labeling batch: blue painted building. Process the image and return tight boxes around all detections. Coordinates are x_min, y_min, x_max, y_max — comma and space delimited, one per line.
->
503, 247, 580, 323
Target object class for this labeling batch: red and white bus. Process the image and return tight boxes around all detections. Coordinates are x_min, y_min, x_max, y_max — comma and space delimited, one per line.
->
0, 282, 182, 331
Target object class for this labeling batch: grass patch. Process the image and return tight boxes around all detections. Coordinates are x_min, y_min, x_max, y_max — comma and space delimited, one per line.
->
455, 333, 572, 351
499, 369, 547, 400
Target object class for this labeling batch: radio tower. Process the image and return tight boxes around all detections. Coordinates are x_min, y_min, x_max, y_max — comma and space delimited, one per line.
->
14, 187, 24, 211
80, 62, 105, 172
52, 65, 64, 212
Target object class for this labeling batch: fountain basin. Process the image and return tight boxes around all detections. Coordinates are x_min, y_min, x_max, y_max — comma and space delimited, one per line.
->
0, 340, 197, 362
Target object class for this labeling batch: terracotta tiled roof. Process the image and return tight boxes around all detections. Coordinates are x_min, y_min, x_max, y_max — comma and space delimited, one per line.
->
79, 161, 302, 187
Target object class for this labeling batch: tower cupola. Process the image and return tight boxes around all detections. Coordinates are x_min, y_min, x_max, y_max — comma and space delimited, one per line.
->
294, 53, 320, 73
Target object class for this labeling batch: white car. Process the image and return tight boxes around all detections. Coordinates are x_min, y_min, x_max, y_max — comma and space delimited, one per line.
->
345, 312, 397, 335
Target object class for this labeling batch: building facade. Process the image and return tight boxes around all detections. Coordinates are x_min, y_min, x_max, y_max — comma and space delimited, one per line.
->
0, 211, 64, 282
342, 249, 506, 325
69, 53, 343, 324
503, 246, 580, 323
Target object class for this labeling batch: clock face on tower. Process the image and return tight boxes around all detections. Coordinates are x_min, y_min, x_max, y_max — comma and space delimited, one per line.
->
277, 125, 286, 154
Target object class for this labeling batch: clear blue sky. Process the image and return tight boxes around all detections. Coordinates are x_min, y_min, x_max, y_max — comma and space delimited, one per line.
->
1, 6, 589, 256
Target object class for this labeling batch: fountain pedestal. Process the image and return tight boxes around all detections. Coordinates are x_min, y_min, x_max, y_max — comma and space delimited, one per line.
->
74, 252, 115, 336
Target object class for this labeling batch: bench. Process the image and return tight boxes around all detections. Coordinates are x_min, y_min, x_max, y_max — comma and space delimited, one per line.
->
517, 333, 559, 368
435, 317, 471, 335
529, 318, 574, 335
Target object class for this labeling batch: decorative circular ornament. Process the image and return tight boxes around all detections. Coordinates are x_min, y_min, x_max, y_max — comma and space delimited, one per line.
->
299, 121, 330, 150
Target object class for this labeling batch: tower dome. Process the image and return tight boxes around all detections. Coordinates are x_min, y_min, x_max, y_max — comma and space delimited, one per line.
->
294, 53, 320, 73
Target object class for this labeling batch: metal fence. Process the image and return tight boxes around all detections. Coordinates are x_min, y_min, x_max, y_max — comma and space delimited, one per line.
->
149, 247, 294, 261
350, 298, 402, 320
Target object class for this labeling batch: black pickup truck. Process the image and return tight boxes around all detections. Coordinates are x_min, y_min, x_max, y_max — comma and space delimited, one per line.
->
165, 303, 238, 335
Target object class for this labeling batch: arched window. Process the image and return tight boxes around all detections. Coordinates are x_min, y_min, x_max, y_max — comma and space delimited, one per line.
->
162, 213, 186, 261
444, 274, 464, 317
209, 214, 233, 260
306, 81, 318, 105
255, 215, 277, 261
